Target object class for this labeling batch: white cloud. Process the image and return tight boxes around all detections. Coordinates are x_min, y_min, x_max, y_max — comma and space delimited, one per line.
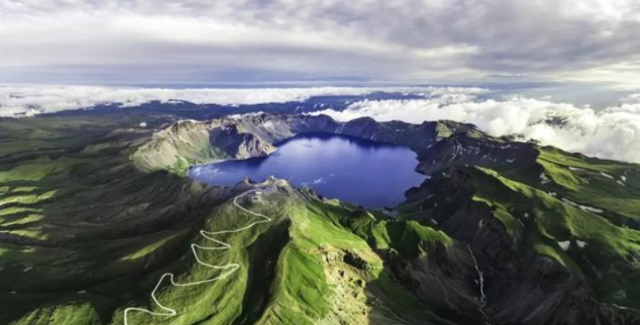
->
1, 0, 640, 86
620, 93, 640, 105
0, 84, 481, 117
311, 95, 640, 164
2, 82, 638, 165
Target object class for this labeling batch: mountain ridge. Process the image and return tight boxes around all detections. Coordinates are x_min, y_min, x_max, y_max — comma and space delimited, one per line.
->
0, 112, 638, 324
131, 113, 487, 173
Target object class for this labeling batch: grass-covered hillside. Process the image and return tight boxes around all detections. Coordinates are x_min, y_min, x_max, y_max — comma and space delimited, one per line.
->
0, 114, 223, 324
1, 112, 639, 325
405, 143, 640, 324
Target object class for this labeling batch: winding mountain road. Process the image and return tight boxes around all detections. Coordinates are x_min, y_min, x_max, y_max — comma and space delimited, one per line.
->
123, 188, 272, 325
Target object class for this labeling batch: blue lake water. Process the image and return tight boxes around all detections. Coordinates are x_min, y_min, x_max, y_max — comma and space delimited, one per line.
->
188, 133, 426, 207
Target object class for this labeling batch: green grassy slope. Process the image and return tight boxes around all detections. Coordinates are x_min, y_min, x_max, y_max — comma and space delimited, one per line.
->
2, 113, 640, 325
114, 184, 480, 325
404, 144, 640, 323
0, 114, 479, 325
0, 114, 222, 324
132, 120, 275, 174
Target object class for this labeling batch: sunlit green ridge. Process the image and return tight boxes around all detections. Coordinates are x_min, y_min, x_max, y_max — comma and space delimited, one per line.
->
1, 112, 639, 325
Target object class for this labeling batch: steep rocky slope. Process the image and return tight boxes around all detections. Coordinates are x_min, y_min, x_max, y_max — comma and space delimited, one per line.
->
132, 119, 275, 173
1, 112, 639, 325
131, 113, 482, 173
404, 147, 640, 324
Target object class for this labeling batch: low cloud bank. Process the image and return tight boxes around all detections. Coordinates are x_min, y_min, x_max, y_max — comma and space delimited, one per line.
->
311, 95, 640, 164
621, 94, 640, 105
0, 85, 486, 118
2, 84, 638, 164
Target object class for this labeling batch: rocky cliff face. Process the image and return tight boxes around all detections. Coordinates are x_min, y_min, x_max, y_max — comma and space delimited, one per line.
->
2, 112, 639, 325
132, 113, 483, 173
405, 153, 640, 324
236, 113, 481, 154
416, 134, 539, 174
209, 124, 276, 160
132, 119, 275, 172
127, 113, 640, 324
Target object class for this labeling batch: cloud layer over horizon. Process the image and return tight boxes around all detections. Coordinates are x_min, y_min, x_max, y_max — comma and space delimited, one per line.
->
1, 0, 639, 165
1, 84, 639, 165
0, 84, 486, 117
312, 94, 640, 164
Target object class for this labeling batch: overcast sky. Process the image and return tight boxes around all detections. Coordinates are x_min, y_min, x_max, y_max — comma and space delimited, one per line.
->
1, 1, 640, 165
1, 0, 639, 91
